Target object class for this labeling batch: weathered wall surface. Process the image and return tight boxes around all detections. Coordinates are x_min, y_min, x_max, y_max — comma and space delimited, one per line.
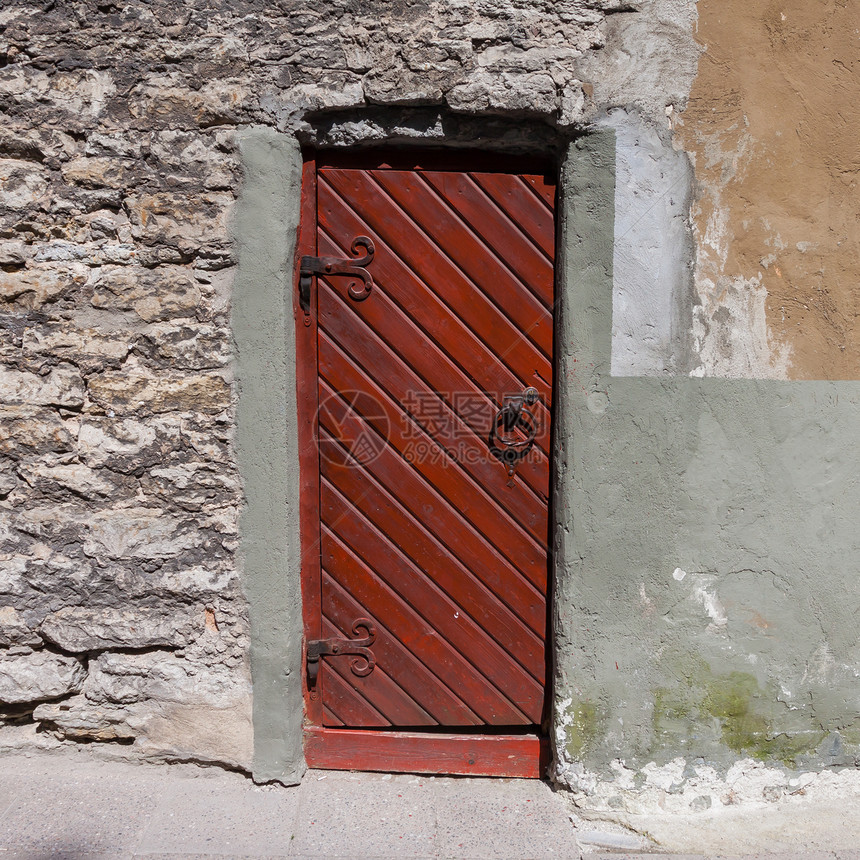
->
2, 0, 858, 803
548, 0, 860, 814
593, 0, 859, 380
554, 130, 860, 813
0, 0, 636, 779
679, 0, 859, 380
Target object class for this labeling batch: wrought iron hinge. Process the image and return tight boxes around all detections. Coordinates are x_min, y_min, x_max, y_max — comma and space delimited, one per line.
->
306, 618, 377, 687
298, 235, 376, 314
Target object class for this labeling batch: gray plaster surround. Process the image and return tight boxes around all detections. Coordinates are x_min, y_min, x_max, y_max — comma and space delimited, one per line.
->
234, 120, 860, 796
232, 122, 598, 785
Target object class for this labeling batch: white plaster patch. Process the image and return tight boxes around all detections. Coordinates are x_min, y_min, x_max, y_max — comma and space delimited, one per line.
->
642, 757, 686, 792
692, 584, 727, 629
555, 755, 860, 820
605, 111, 694, 376
690, 274, 791, 379
639, 583, 656, 616
673, 567, 687, 581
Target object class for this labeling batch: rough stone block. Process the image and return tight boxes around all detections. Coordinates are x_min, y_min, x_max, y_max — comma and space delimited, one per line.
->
142, 462, 240, 512
148, 130, 239, 190
0, 407, 75, 458
90, 265, 202, 322
87, 361, 231, 416
0, 263, 89, 310
0, 650, 85, 705
0, 365, 85, 408
32, 696, 136, 740
76, 417, 161, 473
127, 76, 249, 127
21, 325, 131, 371
0, 159, 49, 209
0, 240, 29, 266
40, 606, 199, 652
0, 68, 115, 124
17, 460, 114, 500
0, 555, 29, 599
0, 607, 41, 647
125, 192, 234, 252
139, 322, 232, 369
85, 651, 246, 707
61, 156, 145, 190
80, 505, 210, 560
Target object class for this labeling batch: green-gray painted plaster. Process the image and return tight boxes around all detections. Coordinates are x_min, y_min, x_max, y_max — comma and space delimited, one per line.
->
233, 127, 305, 785
231, 125, 860, 786
554, 133, 860, 778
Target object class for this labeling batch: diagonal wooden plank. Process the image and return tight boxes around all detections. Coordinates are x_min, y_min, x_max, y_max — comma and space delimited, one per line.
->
321, 615, 438, 727
317, 175, 553, 409
420, 171, 554, 306
470, 172, 555, 261
521, 172, 556, 210
323, 572, 483, 725
318, 326, 548, 546
318, 378, 548, 590
322, 527, 533, 724
321, 167, 553, 361
320, 433, 547, 639
321, 662, 390, 727
321, 480, 546, 715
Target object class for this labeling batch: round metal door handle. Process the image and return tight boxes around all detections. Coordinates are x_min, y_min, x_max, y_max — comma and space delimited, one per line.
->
488, 387, 540, 474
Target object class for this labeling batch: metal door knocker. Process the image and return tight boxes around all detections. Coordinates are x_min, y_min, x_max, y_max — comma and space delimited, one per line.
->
488, 387, 540, 480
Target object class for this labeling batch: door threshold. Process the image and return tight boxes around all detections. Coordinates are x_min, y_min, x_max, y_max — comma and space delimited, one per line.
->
304, 727, 550, 778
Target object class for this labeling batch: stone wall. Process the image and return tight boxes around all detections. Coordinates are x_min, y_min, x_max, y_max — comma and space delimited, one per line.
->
0, 0, 636, 773
3, 0, 858, 804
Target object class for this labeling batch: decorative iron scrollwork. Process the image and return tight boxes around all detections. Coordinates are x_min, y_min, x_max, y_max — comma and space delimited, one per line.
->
306, 617, 377, 687
488, 387, 540, 478
298, 236, 376, 313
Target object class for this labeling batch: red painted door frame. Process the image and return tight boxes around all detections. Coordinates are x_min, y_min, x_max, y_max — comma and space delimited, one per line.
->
294, 149, 555, 778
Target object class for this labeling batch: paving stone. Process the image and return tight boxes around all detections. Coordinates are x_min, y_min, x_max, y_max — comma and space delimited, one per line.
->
0, 770, 158, 856
433, 776, 580, 860
290, 771, 437, 858
135, 778, 301, 857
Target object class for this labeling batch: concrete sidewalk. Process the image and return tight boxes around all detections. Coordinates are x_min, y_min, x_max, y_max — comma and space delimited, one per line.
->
1, 749, 859, 859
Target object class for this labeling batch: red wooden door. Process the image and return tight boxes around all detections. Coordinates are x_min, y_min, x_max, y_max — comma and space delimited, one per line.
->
297, 151, 555, 775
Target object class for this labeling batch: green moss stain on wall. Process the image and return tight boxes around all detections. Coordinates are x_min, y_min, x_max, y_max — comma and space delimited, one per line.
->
652, 665, 826, 767
562, 700, 607, 762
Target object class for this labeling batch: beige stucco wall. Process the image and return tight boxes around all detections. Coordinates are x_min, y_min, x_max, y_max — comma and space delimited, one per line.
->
678, 0, 859, 379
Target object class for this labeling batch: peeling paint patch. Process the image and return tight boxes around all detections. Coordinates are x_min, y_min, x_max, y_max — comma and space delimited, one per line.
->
692, 583, 727, 629
677, 0, 860, 379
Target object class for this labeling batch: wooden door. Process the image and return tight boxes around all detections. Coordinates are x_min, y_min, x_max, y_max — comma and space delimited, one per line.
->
296, 151, 555, 777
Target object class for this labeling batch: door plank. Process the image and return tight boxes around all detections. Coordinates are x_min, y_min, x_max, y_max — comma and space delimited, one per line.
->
470, 172, 555, 260
318, 381, 548, 592
321, 481, 546, 715
323, 572, 482, 725
320, 442, 547, 639
306, 728, 550, 779
321, 168, 553, 360
322, 528, 533, 724
420, 171, 554, 306
318, 175, 554, 408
